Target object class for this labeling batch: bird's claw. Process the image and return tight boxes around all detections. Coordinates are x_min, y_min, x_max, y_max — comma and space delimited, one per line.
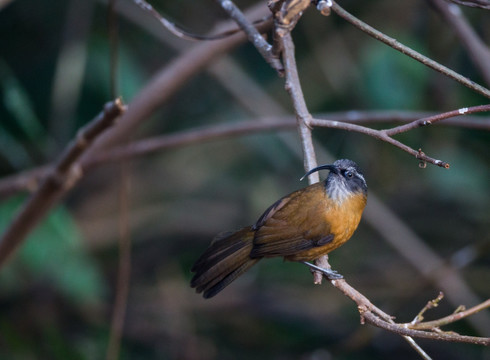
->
302, 261, 344, 280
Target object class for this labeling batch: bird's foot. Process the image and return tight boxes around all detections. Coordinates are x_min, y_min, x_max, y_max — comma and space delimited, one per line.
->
302, 261, 344, 280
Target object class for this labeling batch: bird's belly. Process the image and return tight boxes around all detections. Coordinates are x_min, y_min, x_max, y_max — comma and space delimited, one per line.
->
285, 195, 365, 261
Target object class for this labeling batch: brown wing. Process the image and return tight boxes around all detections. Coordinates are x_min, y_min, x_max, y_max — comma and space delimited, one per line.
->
250, 182, 334, 259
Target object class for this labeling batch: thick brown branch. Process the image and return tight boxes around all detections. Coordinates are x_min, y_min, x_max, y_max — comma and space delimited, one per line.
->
0, 99, 126, 269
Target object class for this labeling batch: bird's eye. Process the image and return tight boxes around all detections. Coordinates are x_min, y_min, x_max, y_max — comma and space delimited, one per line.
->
345, 171, 354, 179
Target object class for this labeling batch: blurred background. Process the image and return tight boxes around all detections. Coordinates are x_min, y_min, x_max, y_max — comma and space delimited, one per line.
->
0, 0, 489, 359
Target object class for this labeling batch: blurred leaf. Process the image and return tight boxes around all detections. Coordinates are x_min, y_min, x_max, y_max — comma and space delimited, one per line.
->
361, 40, 429, 110
0, 130, 32, 170
0, 59, 49, 146
85, 39, 145, 102
0, 196, 105, 305
426, 147, 490, 208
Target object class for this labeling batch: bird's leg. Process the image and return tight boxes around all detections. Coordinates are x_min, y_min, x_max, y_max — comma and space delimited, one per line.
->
302, 261, 343, 281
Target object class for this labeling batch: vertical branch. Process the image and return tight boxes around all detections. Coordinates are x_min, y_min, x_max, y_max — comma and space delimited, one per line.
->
278, 31, 319, 182
106, 162, 132, 360
108, 0, 119, 98
105, 2, 132, 360
277, 29, 328, 283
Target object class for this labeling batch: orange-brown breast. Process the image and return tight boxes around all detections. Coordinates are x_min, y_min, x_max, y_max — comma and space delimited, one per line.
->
251, 182, 367, 262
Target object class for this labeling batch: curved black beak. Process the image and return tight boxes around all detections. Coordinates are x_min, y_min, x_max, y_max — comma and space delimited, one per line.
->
300, 164, 337, 181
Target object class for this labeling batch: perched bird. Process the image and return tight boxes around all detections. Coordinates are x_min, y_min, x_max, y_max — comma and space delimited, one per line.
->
191, 159, 368, 298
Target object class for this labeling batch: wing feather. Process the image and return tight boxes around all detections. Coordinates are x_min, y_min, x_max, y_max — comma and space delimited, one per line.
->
251, 182, 334, 258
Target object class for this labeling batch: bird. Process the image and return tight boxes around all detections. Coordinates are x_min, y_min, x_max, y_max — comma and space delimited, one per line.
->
190, 159, 368, 298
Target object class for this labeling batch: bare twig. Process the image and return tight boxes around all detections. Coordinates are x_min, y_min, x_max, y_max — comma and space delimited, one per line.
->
133, 0, 271, 41
0, 99, 126, 268
411, 292, 445, 324
303, 263, 490, 346
384, 104, 490, 136
215, 0, 283, 73
309, 117, 451, 168
406, 298, 490, 331
330, 1, 490, 99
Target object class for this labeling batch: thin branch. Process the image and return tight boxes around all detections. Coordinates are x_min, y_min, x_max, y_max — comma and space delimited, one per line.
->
133, 0, 271, 41
277, 32, 319, 182
2, 106, 490, 198
303, 263, 490, 346
406, 298, 490, 331
309, 117, 451, 168
214, 0, 284, 73
384, 104, 490, 136
0, 99, 126, 269
330, 1, 490, 99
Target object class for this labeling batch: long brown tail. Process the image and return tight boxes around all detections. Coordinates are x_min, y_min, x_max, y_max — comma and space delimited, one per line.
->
191, 227, 260, 298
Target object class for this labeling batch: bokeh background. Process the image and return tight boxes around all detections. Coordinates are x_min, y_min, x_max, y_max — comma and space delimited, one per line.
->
0, 0, 489, 359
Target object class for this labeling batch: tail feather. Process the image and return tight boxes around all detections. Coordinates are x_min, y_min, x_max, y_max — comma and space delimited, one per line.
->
191, 227, 260, 298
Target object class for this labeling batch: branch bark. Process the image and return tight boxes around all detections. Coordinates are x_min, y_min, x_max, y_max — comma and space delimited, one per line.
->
0, 99, 126, 268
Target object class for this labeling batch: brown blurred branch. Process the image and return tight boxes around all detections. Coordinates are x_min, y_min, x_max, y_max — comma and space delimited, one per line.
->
428, 0, 490, 85
133, 0, 272, 41
82, 3, 273, 157
330, 1, 490, 99
0, 99, 126, 269
2, 106, 490, 198
445, 0, 490, 9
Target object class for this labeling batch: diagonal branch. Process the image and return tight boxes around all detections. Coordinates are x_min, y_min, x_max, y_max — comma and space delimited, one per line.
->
214, 0, 283, 73
0, 99, 126, 269
330, 1, 490, 99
